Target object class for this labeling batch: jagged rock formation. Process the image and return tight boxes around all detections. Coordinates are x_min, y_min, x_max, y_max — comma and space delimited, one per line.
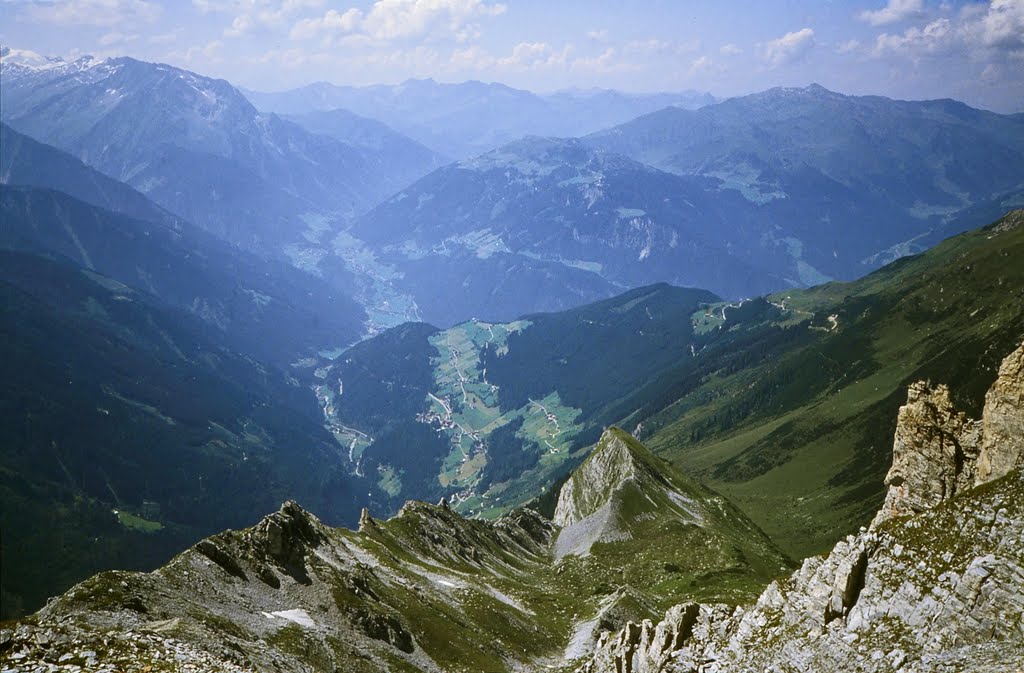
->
0, 500, 559, 673
870, 382, 980, 527
977, 340, 1024, 484
584, 340, 1024, 673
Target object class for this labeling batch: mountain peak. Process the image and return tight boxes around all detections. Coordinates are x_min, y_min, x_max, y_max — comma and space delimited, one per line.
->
552, 428, 715, 559
553, 427, 656, 527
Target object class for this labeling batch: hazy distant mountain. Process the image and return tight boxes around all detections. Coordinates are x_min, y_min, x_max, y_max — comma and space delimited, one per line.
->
1, 124, 367, 362
245, 78, 715, 158
0, 51, 436, 259
349, 136, 800, 321
348, 86, 1024, 319
586, 83, 1024, 274
284, 108, 450, 186
1, 122, 176, 226
1, 183, 366, 366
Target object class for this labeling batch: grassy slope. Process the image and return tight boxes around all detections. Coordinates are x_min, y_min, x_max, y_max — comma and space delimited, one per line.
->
326, 285, 718, 517
639, 211, 1024, 558
553, 429, 792, 608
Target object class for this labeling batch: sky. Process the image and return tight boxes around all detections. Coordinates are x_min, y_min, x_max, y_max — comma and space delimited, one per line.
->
1, 0, 1022, 112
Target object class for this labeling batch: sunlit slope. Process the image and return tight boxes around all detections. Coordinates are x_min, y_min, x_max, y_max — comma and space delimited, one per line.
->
639, 210, 1024, 557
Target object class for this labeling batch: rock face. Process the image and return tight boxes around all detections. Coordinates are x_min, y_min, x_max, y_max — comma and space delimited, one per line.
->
870, 382, 980, 527
977, 340, 1024, 484
584, 341, 1024, 673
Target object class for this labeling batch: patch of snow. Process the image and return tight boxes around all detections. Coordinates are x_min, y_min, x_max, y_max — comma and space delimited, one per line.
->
261, 609, 316, 628
1, 47, 65, 71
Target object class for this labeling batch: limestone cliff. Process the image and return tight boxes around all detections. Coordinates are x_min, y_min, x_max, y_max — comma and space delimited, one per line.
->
870, 381, 979, 528
584, 340, 1024, 673
977, 340, 1024, 484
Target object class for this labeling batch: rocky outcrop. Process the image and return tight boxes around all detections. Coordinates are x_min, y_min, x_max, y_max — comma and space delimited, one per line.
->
977, 340, 1024, 484
870, 382, 979, 528
583, 341, 1024, 673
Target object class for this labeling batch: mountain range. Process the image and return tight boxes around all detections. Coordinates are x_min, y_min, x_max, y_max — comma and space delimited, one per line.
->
0, 123, 366, 366
0, 49, 440, 263
587, 83, 1024, 269
245, 78, 716, 158
349, 85, 1024, 325
5, 50, 1023, 333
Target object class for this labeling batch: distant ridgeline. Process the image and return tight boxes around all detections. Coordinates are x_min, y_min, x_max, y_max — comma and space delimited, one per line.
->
5, 51, 1024, 330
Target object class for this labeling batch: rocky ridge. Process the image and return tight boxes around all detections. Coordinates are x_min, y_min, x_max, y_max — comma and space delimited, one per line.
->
0, 429, 788, 673
584, 340, 1024, 673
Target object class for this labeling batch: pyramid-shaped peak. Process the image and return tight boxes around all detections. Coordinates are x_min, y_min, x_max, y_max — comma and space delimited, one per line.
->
553, 428, 668, 527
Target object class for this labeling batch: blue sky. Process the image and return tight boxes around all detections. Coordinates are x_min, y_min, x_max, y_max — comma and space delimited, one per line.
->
2, 0, 1022, 111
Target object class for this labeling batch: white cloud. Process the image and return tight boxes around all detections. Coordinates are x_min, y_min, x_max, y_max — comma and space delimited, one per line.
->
972, 0, 1024, 51
859, 0, 925, 26
290, 8, 362, 40
361, 0, 506, 42
252, 46, 326, 68
687, 55, 716, 76
623, 38, 700, 56
194, 0, 327, 37
836, 38, 862, 54
871, 0, 1024, 60
288, 0, 505, 44
148, 29, 181, 44
168, 38, 225, 64
758, 27, 815, 67
98, 30, 138, 45
624, 38, 670, 53
571, 47, 639, 74
24, 0, 162, 27
449, 44, 495, 69
587, 28, 608, 41
719, 43, 742, 56
497, 41, 571, 70
873, 18, 952, 55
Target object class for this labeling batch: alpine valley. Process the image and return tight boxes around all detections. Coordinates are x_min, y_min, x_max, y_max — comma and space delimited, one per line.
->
2, 32, 1024, 673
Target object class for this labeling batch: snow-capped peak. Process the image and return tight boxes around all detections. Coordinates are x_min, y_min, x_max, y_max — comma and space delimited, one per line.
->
0, 47, 66, 71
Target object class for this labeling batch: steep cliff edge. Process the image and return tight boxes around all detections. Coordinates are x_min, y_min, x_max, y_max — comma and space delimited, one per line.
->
584, 340, 1024, 673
